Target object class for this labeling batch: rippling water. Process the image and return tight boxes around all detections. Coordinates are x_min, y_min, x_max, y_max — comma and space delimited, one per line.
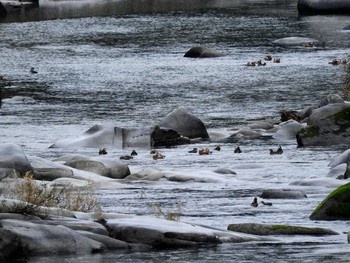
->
1, 0, 350, 262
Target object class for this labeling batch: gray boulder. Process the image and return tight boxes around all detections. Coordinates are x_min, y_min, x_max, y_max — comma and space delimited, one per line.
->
310, 182, 350, 220
184, 46, 224, 58
0, 228, 23, 262
0, 144, 33, 178
77, 230, 132, 250
0, 219, 106, 256
159, 108, 209, 140
227, 223, 338, 236
260, 189, 307, 199
59, 155, 130, 179
297, 102, 350, 147
29, 156, 74, 181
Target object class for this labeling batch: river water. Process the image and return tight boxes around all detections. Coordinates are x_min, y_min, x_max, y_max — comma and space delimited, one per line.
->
1, 0, 350, 262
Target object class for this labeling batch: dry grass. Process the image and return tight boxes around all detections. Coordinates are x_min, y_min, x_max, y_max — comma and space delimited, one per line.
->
1, 172, 102, 216
148, 202, 182, 221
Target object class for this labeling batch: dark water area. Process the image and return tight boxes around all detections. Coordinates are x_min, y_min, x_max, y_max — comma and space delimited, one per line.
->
1, 0, 350, 262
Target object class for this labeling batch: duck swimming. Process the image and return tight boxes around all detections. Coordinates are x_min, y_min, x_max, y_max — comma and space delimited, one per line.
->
131, 150, 138, 156
30, 67, 38, 74
188, 148, 198, 153
251, 197, 258, 207
99, 148, 107, 155
270, 146, 283, 155
234, 146, 242, 153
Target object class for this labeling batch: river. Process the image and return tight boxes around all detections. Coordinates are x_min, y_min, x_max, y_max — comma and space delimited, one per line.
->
0, 0, 350, 262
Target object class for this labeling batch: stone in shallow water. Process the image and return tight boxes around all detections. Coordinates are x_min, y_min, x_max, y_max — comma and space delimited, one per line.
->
227, 223, 339, 236
260, 189, 307, 199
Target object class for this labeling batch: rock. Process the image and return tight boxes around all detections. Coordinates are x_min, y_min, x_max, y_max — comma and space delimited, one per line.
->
0, 143, 33, 178
184, 46, 224, 58
212, 168, 237, 175
104, 216, 263, 248
150, 126, 190, 148
31, 219, 109, 236
63, 156, 130, 179
272, 120, 306, 140
50, 124, 192, 148
296, 102, 350, 147
260, 189, 307, 199
0, 2, 7, 18
0, 228, 23, 262
0, 219, 106, 256
29, 156, 74, 181
328, 149, 350, 179
298, 0, 350, 15
158, 107, 209, 140
77, 230, 132, 250
344, 25, 350, 30
227, 223, 338, 236
247, 120, 274, 130
272, 37, 325, 48
310, 182, 350, 220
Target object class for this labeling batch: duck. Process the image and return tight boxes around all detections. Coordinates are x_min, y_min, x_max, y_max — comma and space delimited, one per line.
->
261, 201, 273, 206
30, 67, 38, 74
264, 55, 272, 61
150, 149, 157, 154
131, 150, 138, 156
257, 60, 266, 66
234, 146, 242, 153
198, 148, 211, 155
99, 148, 107, 155
153, 152, 165, 160
251, 197, 258, 207
214, 145, 221, 151
245, 61, 256, 67
270, 146, 283, 155
188, 148, 198, 153
120, 155, 133, 160
273, 57, 280, 63
0, 75, 4, 81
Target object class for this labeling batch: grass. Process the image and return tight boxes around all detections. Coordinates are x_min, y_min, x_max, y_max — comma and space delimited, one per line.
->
0, 172, 102, 217
148, 202, 182, 221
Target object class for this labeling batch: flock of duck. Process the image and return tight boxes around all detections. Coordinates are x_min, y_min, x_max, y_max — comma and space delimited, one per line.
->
245, 53, 349, 67
245, 54, 280, 67
98, 145, 284, 160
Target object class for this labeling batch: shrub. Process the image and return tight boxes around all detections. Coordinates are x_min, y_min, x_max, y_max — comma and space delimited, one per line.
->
148, 202, 182, 221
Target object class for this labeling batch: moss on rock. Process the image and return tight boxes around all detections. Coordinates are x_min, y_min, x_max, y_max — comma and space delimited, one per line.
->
310, 183, 350, 220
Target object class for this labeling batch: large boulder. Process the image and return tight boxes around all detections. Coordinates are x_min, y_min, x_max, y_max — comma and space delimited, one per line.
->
50, 124, 191, 148
296, 102, 350, 147
298, 0, 350, 15
158, 108, 209, 140
0, 219, 106, 256
0, 144, 33, 178
184, 46, 224, 58
328, 149, 350, 179
310, 183, 350, 220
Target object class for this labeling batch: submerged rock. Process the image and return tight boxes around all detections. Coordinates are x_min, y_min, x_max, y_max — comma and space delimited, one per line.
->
310, 182, 350, 220
227, 223, 338, 236
260, 189, 307, 199
272, 37, 325, 48
184, 46, 224, 58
